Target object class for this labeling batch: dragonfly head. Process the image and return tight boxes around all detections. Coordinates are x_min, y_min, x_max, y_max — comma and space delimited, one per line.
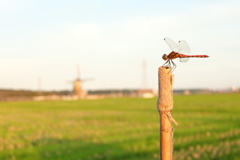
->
162, 54, 168, 60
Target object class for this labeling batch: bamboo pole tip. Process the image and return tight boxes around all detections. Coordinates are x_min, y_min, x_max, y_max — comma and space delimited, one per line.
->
158, 66, 173, 77
157, 65, 174, 111
158, 66, 172, 72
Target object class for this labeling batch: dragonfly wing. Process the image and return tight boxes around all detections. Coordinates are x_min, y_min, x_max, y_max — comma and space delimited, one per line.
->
179, 57, 190, 63
178, 40, 190, 54
178, 40, 190, 63
164, 37, 179, 52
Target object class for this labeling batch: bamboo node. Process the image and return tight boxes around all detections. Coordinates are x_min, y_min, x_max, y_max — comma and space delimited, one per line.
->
166, 112, 178, 126
161, 128, 172, 132
159, 109, 178, 126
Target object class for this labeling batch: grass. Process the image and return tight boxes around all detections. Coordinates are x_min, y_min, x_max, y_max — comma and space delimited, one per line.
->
0, 93, 240, 160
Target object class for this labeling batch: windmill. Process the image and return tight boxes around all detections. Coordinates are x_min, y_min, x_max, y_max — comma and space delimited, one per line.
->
72, 65, 94, 97
142, 59, 148, 89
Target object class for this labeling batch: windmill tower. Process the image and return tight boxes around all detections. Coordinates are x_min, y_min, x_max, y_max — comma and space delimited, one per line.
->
74, 65, 83, 96
73, 65, 93, 98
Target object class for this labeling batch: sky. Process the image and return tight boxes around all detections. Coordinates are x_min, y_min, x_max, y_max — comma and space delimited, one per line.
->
0, 0, 240, 91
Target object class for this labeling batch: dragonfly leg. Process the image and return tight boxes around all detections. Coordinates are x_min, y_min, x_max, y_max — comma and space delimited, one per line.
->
171, 60, 177, 72
162, 60, 174, 73
162, 60, 170, 67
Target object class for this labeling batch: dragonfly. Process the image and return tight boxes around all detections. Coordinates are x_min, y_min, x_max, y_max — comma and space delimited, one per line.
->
162, 37, 209, 70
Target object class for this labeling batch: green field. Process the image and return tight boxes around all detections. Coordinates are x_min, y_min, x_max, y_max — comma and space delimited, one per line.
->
0, 94, 240, 160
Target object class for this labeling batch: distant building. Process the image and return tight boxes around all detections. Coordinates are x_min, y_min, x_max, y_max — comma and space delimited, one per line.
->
138, 89, 157, 98
231, 86, 239, 92
184, 90, 190, 95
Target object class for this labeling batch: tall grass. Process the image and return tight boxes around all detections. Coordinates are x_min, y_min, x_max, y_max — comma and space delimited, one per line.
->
0, 93, 239, 160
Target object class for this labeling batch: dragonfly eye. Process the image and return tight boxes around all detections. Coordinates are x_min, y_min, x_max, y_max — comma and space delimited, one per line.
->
162, 54, 168, 60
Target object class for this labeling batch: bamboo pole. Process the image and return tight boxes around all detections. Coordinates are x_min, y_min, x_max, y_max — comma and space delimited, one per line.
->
157, 66, 177, 160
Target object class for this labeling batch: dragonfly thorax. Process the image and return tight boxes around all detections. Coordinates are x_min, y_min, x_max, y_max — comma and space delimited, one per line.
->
162, 54, 168, 60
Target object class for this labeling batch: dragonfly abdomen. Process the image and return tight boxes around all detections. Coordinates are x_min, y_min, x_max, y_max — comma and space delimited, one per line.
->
179, 54, 209, 58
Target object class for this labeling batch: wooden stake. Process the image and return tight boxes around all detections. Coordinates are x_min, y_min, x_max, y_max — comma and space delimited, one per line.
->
157, 66, 176, 160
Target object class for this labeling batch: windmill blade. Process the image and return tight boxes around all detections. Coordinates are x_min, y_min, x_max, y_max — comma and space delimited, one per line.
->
66, 80, 74, 84
81, 78, 95, 82
77, 64, 81, 79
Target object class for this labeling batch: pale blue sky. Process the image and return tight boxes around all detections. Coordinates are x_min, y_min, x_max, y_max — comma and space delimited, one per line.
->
0, 0, 240, 91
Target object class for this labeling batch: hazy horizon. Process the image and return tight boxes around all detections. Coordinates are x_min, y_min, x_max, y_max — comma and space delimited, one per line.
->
1, 0, 240, 91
